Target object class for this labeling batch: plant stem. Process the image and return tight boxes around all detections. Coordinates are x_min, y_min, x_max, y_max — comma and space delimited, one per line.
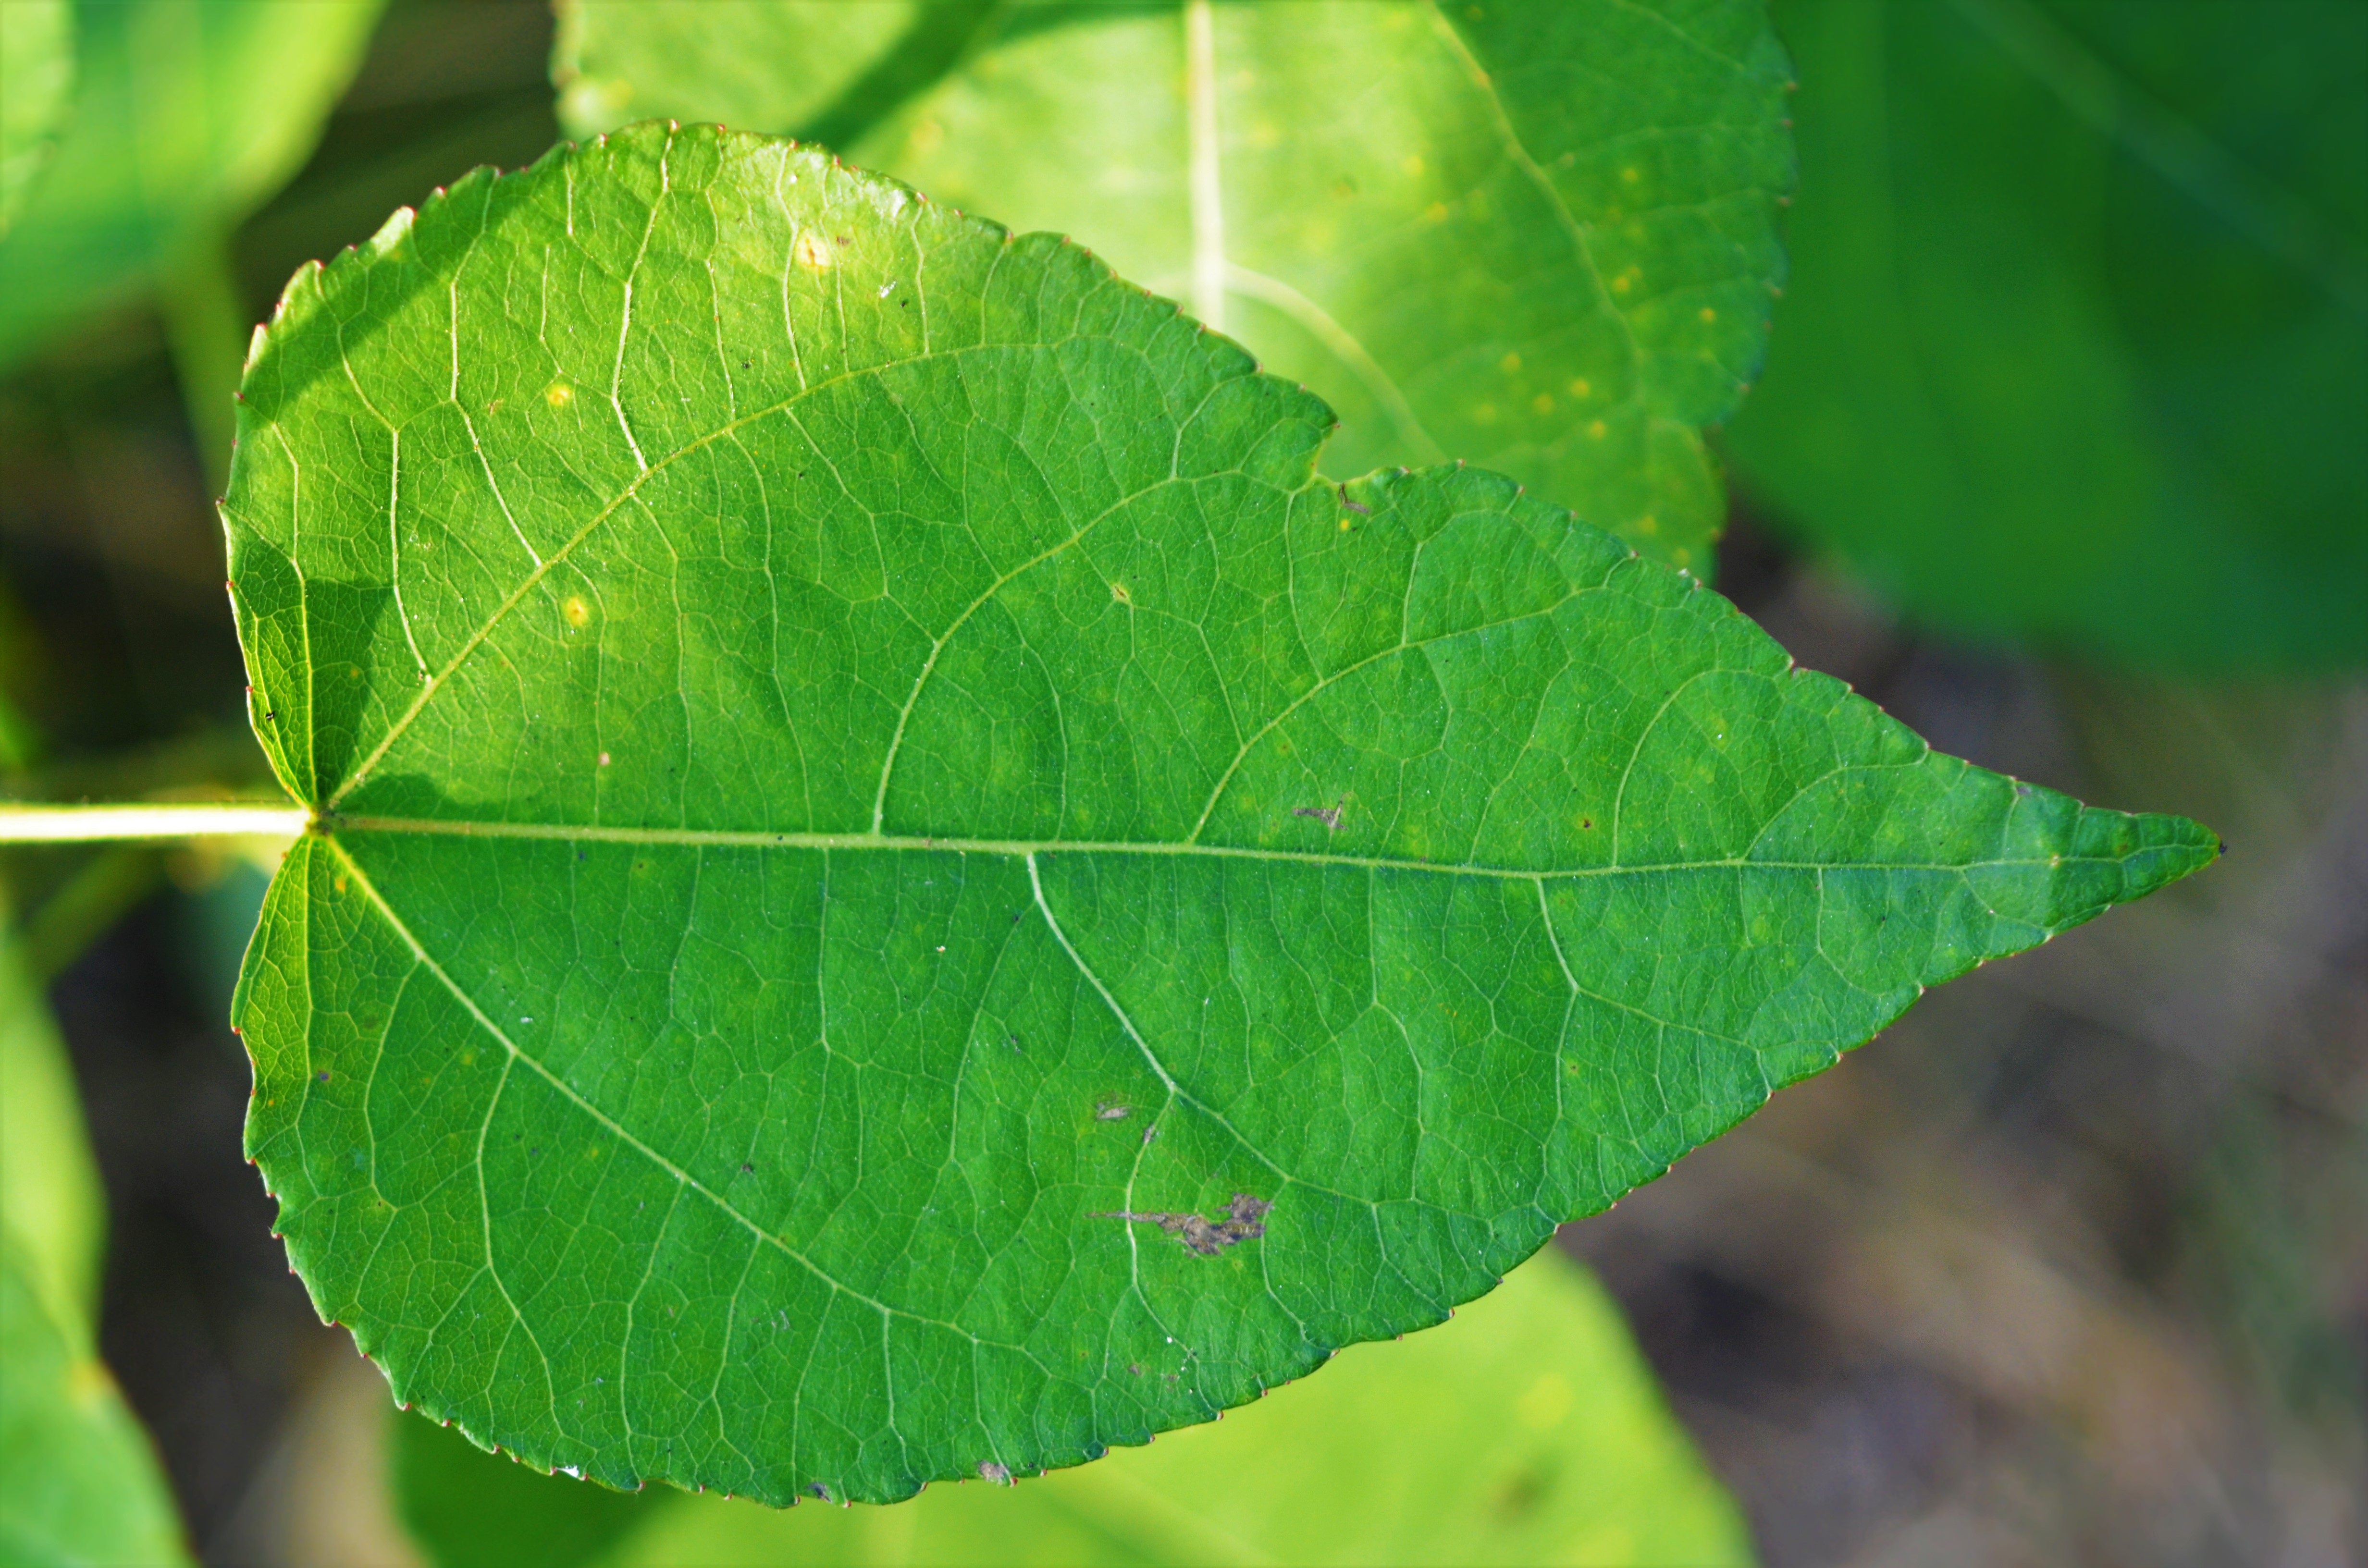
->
0, 802, 308, 843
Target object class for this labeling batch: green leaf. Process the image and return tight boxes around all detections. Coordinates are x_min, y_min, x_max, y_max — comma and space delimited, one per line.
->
0, 1240, 192, 1568
397, 1248, 1751, 1568
223, 122, 2213, 1507
1724, 0, 2368, 672
0, 940, 191, 1567
0, 0, 385, 368
0, 934, 104, 1334
554, 0, 1797, 572
396, 1402, 649, 1568
554, 0, 965, 154
0, 0, 73, 240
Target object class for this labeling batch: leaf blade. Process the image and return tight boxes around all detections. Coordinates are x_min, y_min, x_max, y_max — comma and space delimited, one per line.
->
227, 123, 2211, 1506
554, 0, 1797, 569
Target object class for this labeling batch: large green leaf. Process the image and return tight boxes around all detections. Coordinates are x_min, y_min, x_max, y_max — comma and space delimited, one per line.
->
0, 0, 73, 239
554, 0, 1795, 573
0, 0, 384, 367
1725, 0, 2368, 672
223, 123, 2212, 1507
0, 941, 191, 1567
397, 1248, 1751, 1568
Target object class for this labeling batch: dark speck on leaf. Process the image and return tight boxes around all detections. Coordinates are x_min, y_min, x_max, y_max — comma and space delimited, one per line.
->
315, 1071, 330, 1082
740, 1163, 754, 1174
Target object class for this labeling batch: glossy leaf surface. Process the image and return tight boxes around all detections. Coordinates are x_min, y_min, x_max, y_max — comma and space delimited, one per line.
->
397, 1248, 1751, 1567
225, 124, 2212, 1506
555, 0, 1796, 571
0, 0, 383, 367
0, 0, 73, 238
1725, 0, 2368, 671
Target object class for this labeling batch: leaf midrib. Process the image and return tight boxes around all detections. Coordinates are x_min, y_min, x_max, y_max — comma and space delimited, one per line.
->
325, 816, 2092, 882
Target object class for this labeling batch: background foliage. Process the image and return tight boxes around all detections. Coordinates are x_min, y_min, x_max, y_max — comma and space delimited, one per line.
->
0, 1, 2361, 1564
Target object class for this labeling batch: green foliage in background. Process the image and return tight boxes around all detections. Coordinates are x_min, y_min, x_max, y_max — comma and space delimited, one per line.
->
1724, 0, 2368, 672
554, 0, 1795, 573
396, 1248, 1751, 1568
0, 942, 190, 1566
0, 0, 384, 370
223, 122, 2210, 1507
0, 0, 74, 239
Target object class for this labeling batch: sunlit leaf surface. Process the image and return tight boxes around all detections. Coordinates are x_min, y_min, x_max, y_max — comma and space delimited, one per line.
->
0, 0, 73, 239
396, 1249, 1751, 1568
226, 124, 2212, 1505
555, 0, 1796, 571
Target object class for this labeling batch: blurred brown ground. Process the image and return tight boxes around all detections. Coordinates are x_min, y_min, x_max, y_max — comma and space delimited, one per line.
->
1, 4, 2361, 1563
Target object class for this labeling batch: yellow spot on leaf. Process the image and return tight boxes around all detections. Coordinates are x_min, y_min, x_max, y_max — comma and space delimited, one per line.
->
1531, 393, 1554, 415
1588, 419, 1608, 439
1621, 167, 1640, 184
1612, 272, 1633, 294
1568, 378, 1591, 398
543, 380, 573, 408
1474, 402, 1498, 424
1636, 514, 1658, 535
562, 595, 592, 629
1699, 306, 1717, 323
1110, 582, 1131, 604
1424, 201, 1450, 223
796, 231, 834, 270
1401, 154, 1425, 178
1499, 351, 1521, 373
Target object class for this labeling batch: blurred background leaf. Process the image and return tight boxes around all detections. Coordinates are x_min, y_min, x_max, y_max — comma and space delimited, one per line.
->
554, 0, 1795, 573
394, 1247, 1751, 1568
0, 0, 386, 474
0, 933, 191, 1566
0, 0, 74, 239
1723, 0, 2368, 672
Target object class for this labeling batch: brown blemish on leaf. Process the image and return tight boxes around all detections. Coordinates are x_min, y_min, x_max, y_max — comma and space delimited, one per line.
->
1094, 1193, 1272, 1256
1293, 799, 1344, 831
